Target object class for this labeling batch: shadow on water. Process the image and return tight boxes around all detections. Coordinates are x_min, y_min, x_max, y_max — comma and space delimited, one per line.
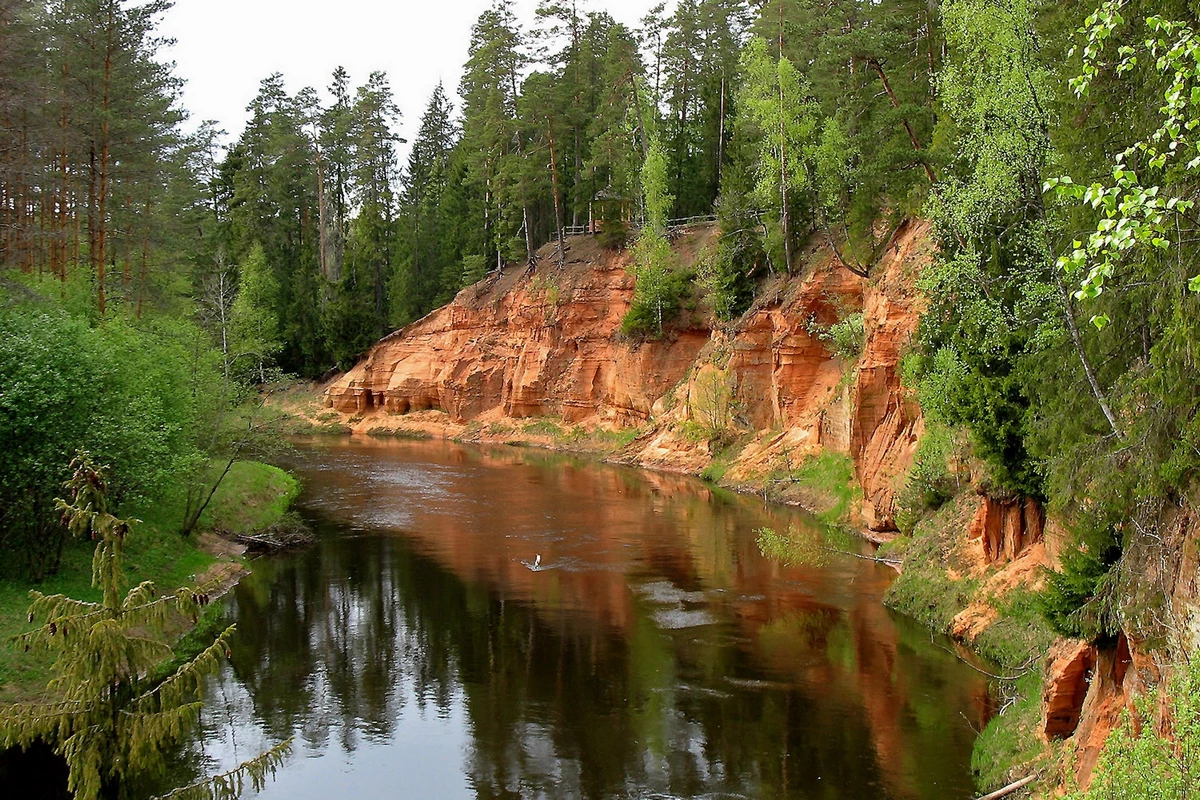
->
24, 437, 995, 799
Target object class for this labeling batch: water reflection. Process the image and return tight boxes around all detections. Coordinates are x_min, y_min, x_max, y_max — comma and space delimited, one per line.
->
175, 438, 989, 799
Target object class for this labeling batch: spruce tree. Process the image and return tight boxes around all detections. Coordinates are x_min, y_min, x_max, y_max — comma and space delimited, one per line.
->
395, 84, 457, 324
0, 455, 289, 800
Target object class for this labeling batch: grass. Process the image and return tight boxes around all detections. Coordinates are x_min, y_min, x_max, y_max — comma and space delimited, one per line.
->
522, 419, 566, 438
882, 492, 1058, 794
0, 460, 297, 701
883, 494, 1055, 670
882, 500, 982, 635
793, 452, 860, 522
971, 672, 1049, 792
701, 456, 733, 484
364, 427, 432, 441
479, 416, 641, 455
759, 450, 862, 526
199, 461, 300, 536
278, 416, 352, 435
583, 426, 641, 449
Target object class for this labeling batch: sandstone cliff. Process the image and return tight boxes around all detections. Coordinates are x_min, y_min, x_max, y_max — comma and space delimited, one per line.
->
325, 221, 934, 534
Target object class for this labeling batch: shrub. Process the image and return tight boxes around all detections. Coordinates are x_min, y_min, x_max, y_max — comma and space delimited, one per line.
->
1070, 657, 1200, 799
0, 307, 216, 579
598, 219, 630, 250
895, 424, 960, 533
805, 307, 865, 361
621, 262, 696, 338
1039, 521, 1123, 641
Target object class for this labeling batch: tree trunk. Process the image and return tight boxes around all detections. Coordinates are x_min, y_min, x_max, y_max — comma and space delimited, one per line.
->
137, 197, 149, 318
778, 9, 793, 273
717, 72, 726, 190
1057, 275, 1121, 436
868, 58, 937, 186
547, 117, 566, 268
96, 25, 113, 319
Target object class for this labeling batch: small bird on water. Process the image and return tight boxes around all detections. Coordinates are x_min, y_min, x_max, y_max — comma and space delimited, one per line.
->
521, 554, 542, 571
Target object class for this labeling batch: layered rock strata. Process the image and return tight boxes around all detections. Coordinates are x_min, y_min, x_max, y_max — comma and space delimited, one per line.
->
325, 222, 936, 532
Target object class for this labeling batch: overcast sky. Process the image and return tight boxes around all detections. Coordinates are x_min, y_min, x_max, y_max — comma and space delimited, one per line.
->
159, 0, 667, 153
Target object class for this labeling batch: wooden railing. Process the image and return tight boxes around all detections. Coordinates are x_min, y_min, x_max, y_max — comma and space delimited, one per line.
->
558, 214, 718, 238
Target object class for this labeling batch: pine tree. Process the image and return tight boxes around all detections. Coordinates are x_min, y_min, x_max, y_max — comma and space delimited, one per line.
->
0, 455, 289, 800
585, 21, 644, 234
460, 0, 531, 271
226, 75, 326, 376
394, 84, 457, 324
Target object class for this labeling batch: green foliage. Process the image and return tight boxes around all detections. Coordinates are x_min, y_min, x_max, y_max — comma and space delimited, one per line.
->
0, 303, 222, 579
1040, 522, 1123, 641
623, 139, 695, 338
696, 243, 755, 322
228, 243, 282, 384
907, 335, 1043, 498
688, 367, 736, 443
709, 117, 767, 320
737, 36, 819, 272
1052, 7, 1200, 317
768, 0, 940, 258
895, 424, 960, 533
804, 307, 865, 362
201, 462, 299, 537
773, 451, 861, 527
971, 672, 1046, 793
0, 456, 290, 800
1069, 657, 1200, 800
460, 253, 490, 286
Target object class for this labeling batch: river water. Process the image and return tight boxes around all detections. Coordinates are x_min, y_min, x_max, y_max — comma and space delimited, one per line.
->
169, 437, 990, 799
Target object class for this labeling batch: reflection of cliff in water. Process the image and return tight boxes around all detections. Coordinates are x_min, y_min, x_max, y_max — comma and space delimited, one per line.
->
178, 439, 989, 799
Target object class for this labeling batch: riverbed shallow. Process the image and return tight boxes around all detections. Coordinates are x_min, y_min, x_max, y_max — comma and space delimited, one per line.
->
167, 437, 991, 799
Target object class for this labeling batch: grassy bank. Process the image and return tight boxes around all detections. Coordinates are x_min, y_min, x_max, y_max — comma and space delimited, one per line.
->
0, 461, 298, 701
881, 493, 1057, 791
711, 449, 863, 528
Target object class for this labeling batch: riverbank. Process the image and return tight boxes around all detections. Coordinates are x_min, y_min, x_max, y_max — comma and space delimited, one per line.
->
275, 386, 865, 528
0, 460, 299, 702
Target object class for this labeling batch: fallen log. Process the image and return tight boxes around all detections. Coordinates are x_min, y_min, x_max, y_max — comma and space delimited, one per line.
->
975, 774, 1037, 800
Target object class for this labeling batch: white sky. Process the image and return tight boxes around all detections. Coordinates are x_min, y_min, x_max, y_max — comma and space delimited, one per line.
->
158, 0, 668, 154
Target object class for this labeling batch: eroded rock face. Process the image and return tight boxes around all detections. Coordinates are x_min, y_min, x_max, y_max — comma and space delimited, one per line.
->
327, 233, 713, 427
1042, 640, 1096, 739
327, 221, 935, 532
666, 220, 931, 531
967, 495, 1045, 564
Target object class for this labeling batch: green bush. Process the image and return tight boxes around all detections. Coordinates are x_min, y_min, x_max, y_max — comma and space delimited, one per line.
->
621, 263, 696, 338
895, 424, 959, 533
597, 219, 630, 250
805, 307, 865, 362
1069, 657, 1200, 799
697, 241, 755, 322
1039, 521, 1123, 642
0, 306, 219, 579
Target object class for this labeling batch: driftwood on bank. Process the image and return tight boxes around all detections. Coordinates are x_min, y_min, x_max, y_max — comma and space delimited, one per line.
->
224, 519, 316, 554
975, 774, 1037, 800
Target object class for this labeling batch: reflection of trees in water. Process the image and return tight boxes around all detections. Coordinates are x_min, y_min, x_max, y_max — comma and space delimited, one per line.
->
204, 510, 980, 800
166, 440, 992, 799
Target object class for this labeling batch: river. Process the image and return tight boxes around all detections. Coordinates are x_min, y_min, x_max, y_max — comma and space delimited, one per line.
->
167, 437, 990, 799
